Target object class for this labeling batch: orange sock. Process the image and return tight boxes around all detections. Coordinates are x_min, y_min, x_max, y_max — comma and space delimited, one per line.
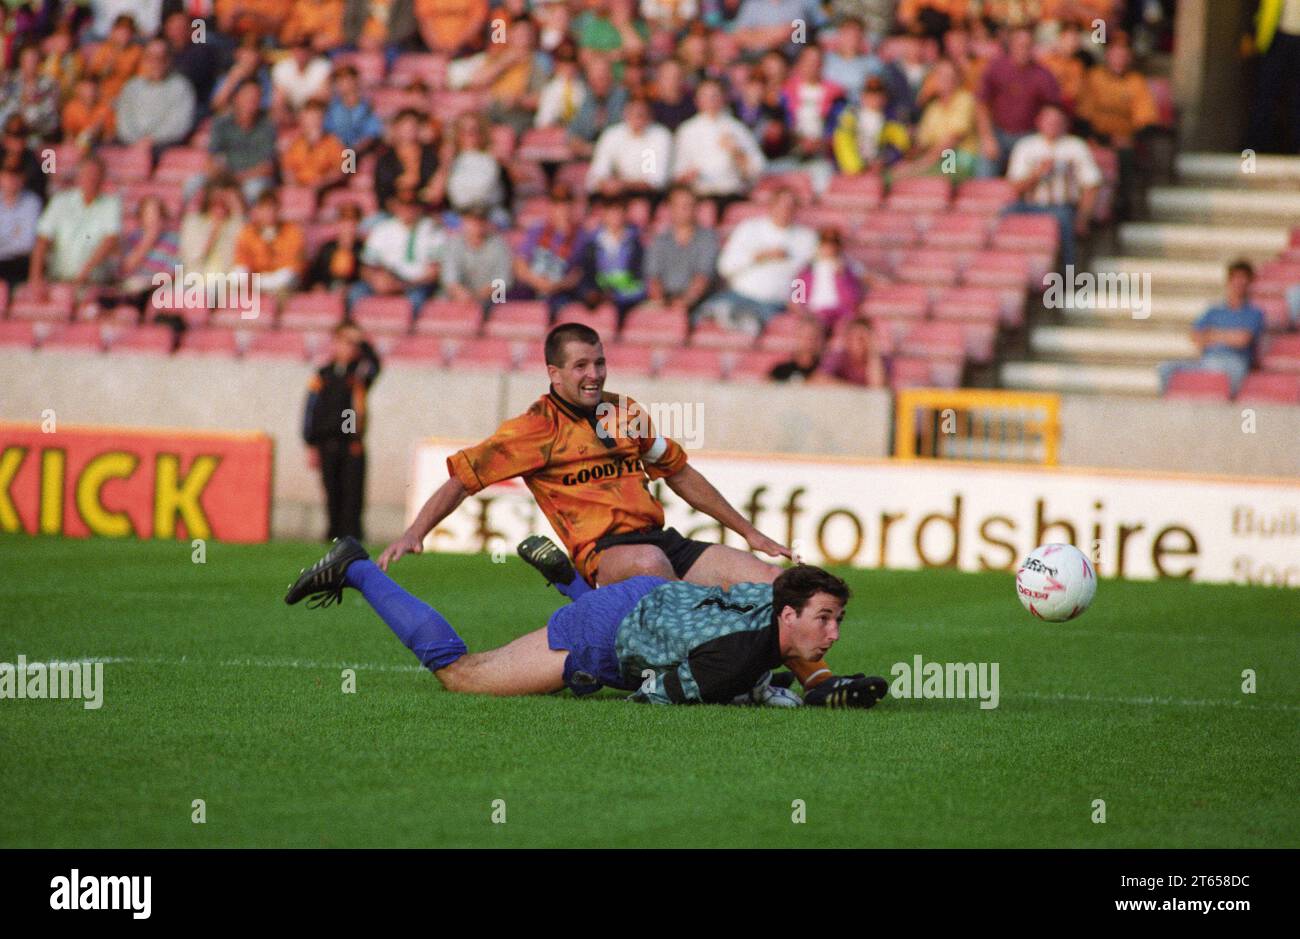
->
788, 658, 833, 689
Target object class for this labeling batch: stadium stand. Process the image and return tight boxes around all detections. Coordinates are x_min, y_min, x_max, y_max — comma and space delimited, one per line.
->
0, 0, 1290, 403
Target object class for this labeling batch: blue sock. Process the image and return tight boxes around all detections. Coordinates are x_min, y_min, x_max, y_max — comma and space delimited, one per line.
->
554, 575, 593, 602
344, 560, 466, 671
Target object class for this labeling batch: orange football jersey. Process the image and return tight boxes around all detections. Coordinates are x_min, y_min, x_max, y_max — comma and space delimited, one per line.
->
447, 390, 688, 584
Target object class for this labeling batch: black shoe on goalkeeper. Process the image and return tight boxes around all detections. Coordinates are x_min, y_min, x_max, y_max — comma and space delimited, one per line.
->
517, 534, 577, 586
284, 536, 369, 608
803, 674, 889, 709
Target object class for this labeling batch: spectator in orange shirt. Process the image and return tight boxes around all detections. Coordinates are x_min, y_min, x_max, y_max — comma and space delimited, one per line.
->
216, 0, 288, 41
83, 15, 142, 104
281, 0, 346, 53
1039, 25, 1090, 113
281, 99, 347, 193
234, 190, 306, 294
416, 0, 489, 57
1076, 40, 1157, 219
61, 77, 116, 150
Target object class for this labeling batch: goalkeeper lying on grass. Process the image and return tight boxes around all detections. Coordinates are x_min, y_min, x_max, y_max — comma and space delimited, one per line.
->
286, 538, 887, 708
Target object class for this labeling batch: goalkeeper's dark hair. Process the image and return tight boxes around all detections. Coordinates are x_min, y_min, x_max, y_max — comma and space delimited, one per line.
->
544, 323, 603, 367
772, 565, 851, 619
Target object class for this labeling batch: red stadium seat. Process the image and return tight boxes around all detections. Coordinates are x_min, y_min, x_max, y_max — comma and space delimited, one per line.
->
657, 346, 726, 380
603, 342, 660, 376
853, 210, 918, 248
484, 301, 549, 341
954, 178, 1016, 215
388, 335, 449, 365
1164, 370, 1232, 401
281, 290, 346, 330
620, 304, 688, 345
9, 284, 75, 322
517, 127, 572, 163
1261, 334, 1300, 373
898, 321, 966, 360
895, 249, 963, 286
115, 324, 176, 354
414, 299, 483, 337
862, 283, 930, 319
554, 160, 590, 193
931, 286, 1002, 323
554, 302, 618, 337
352, 295, 412, 334
992, 214, 1060, 254
757, 313, 803, 353
795, 204, 864, 232
278, 185, 318, 224
690, 320, 756, 351
886, 177, 951, 213
431, 90, 490, 119
44, 321, 109, 352
962, 250, 1032, 288
823, 173, 885, 211
98, 144, 152, 184
390, 53, 446, 88
923, 213, 991, 250
889, 355, 935, 390
1236, 372, 1300, 405
153, 147, 208, 184
245, 330, 316, 360
731, 349, 787, 381
0, 320, 36, 349
451, 337, 518, 369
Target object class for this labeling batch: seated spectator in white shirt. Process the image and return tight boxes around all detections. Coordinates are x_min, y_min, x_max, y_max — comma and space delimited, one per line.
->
439, 207, 513, 306
28, 156, 122, 298
348, 187, 446, 315
114, 39, 197, 150
1006, 103, 1100, 269
270, 38, 332, 122
695, 186, 817, 334
587, 98, 673, 202
672, 79, 766, 209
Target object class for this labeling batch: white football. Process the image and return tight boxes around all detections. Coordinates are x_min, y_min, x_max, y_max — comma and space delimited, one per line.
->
1015, 543, 1097, 622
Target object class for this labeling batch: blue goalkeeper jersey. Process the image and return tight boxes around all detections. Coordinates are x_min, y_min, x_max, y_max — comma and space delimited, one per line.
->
615, 581, 782, 704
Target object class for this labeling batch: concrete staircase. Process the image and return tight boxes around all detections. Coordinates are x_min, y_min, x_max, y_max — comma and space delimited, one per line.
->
999, 151, 1299, 396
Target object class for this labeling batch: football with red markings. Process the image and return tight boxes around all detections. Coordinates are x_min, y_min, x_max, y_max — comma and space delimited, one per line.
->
1015, 543, 1097, 622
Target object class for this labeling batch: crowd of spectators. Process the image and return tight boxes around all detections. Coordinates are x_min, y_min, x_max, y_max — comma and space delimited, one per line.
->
0, 0, 1179, 388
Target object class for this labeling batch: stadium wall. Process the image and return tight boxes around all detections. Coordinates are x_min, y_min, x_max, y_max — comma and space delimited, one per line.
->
5, 349, 1296, 542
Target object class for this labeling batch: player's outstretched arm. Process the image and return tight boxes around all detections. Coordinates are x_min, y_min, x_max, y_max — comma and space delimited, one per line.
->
664, 465, 792, 558
377, 476, 469, 571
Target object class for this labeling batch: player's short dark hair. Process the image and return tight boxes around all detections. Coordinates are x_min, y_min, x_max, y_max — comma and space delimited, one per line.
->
544, 323, 603, 367
1227, 259, 1255, 280
772, 565, 851, 619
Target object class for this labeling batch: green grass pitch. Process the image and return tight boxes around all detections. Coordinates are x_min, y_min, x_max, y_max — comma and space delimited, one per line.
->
1, 532, 1296, 848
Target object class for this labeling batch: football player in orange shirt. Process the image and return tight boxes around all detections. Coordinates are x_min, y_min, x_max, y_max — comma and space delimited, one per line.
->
377, 322, 837, 690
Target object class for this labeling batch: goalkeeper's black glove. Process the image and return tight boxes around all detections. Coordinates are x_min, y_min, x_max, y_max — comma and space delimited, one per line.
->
803, 674, 889, 709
